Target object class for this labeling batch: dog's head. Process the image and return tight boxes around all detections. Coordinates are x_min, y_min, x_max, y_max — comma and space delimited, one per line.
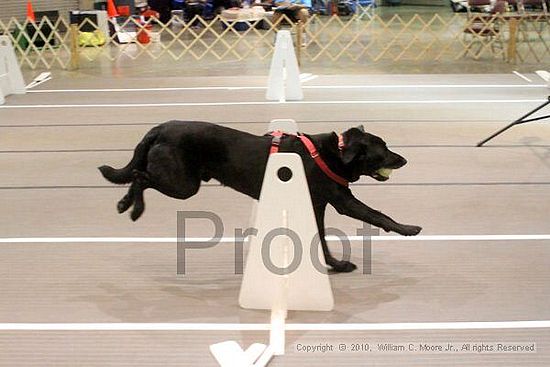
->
341, 125, 407, 182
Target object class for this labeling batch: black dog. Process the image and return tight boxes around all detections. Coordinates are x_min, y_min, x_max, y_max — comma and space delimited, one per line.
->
99, 121, 422, 273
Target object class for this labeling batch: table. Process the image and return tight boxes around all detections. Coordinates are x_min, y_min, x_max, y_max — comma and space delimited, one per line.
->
477, 12, 549, 62
220, 7, 268, 31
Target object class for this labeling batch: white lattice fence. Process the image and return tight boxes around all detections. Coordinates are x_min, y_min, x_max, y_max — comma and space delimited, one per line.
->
0, 17, 72, 69
0, 12, 548, 69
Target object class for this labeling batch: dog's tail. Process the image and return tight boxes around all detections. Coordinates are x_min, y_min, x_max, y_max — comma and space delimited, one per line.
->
98, 127, 159, 184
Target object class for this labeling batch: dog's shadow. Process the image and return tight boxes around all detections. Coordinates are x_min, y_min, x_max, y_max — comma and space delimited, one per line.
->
66, 269, 416, 324
65, 261, 422, 352
67, 277, 240, 323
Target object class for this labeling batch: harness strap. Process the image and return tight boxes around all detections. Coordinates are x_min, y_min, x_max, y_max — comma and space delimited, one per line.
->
269, 131, 349, 187
269, 130, 284, 154
296, 134, 349, 187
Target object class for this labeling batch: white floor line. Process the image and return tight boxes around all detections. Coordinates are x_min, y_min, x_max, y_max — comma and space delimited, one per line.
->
0, 99, 546, 109
27, 86, 266, 93
0, 321, 548, 331
1, 234, 549, 244
26, 84, 547, 93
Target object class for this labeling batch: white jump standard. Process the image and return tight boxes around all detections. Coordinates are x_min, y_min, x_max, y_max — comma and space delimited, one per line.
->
0, 36, 26, 105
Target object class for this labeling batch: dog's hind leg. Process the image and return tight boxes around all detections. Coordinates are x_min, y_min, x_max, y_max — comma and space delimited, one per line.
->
117, 191, 134, 214
129, 170, 150, 221
145, 144, 201, 200
116, 170, 149, 216
123, 144, 201, 221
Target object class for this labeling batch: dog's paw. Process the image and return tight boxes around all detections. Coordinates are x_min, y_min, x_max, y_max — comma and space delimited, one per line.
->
130, 210, 142, 221
117, 197, 132, 214
329, 260, 357, 273
398, 225, 422, 236
130, 204, 144, 221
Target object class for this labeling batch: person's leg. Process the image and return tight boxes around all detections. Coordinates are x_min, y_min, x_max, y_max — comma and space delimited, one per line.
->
185, 3, 203, 25
159, 0, 172, 23
295, 8, 309, 45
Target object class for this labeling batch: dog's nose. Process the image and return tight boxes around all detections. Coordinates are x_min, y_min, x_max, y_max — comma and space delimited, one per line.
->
390, 153, 407, 168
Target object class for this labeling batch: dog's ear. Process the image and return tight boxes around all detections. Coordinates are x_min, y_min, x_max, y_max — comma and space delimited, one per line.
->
341, 127, 365, 165
356, 125, 365, 132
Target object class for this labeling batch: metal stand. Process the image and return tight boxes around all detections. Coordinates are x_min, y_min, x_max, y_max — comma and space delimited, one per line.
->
477, 96, 550, 147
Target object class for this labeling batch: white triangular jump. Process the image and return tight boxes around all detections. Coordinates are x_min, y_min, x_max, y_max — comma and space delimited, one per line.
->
213, 122, 333, 364
239, 153, 334, 356
266, 31, 303, 102
239, 153, 334, 312
267, 119, 298, 134
0, 36, 26, 105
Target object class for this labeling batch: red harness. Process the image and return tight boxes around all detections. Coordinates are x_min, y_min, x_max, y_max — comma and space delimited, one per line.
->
269, 131, 349, 187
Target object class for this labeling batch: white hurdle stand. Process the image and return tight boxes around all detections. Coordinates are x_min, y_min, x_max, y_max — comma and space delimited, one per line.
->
239, 153, 335, 350
265, 30, 303, 102
210, 119, 334, 366
267, 119, 298, 134
0, 36, 26, 105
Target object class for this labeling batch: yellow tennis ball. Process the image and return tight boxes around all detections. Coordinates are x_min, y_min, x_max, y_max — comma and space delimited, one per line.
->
376, 168, 393, 178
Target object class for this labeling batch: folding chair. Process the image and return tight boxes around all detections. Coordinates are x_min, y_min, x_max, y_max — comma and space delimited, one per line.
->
463, 0, 506, 58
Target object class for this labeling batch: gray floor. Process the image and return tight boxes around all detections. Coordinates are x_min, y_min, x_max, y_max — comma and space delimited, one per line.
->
1, 73, 549, 366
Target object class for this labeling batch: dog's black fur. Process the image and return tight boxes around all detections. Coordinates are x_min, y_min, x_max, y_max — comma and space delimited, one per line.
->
99, 121, 422, 273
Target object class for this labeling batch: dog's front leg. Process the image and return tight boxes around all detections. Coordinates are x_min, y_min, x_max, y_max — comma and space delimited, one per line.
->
330, 189, 422, 236
313, 203, 357, 273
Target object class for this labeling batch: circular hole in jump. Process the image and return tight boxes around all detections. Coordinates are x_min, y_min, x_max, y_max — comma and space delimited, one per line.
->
277, 167, 293, 182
